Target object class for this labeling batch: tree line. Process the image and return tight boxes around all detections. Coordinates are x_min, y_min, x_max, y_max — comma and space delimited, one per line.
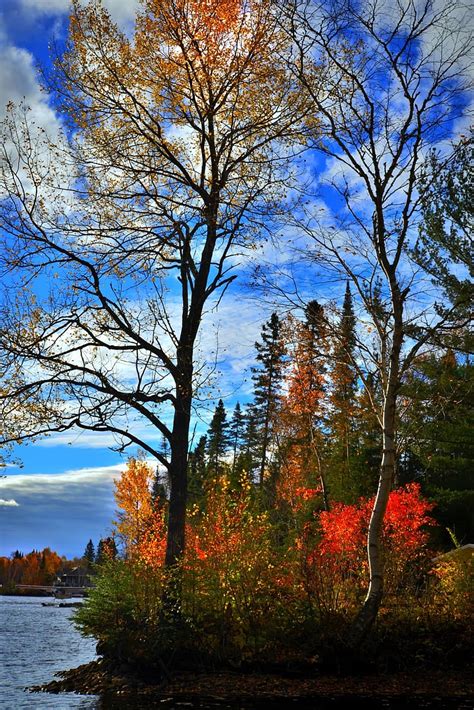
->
0, 537, 116, 593
187, 296, 472, 543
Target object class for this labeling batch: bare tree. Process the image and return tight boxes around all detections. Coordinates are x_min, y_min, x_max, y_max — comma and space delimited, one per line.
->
280, 0, 473, 644
0, 0, 304, 569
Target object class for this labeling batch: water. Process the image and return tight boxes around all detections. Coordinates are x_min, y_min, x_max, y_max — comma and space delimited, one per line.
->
0, 595, 98, 709
0, 596, 472, 710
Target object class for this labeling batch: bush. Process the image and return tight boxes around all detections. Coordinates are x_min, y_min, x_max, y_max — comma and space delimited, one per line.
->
74, 559, 165, 667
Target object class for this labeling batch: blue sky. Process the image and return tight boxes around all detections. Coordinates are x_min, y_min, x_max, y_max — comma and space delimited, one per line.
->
0, 0, 471, 559
0, 0, 285, 558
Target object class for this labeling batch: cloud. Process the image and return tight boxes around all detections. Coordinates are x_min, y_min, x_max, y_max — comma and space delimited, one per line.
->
19, 0, 69, 13
0, 18, 62, 145
18, 0, 140, 27
0, 462, 127, 492
0, 463, 128, 557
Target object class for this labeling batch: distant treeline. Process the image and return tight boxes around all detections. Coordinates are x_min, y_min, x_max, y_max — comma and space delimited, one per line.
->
0, 537, 116, 594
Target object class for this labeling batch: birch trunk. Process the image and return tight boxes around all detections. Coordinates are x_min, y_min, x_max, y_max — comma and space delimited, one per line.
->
348, 294, 404, 647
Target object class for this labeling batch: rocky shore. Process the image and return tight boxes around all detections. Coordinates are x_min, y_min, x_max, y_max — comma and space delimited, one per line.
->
30, 659, 474, 707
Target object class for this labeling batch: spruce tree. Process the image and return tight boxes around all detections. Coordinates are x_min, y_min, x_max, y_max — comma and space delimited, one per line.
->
206, 400, 230, 476
151, 467, 168, 510
252, 313, 286, 487
327, 284, 359, 502
229, 402, 245, 478
188, 435, 208, 504
96, 537, 118, 565
83, 539, 95, 567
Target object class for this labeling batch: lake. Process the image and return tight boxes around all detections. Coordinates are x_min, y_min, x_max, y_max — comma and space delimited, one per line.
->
0, 595, 471, 709
0, 595, 98, 709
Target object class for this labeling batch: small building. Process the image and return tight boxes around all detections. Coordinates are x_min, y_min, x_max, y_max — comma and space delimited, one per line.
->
53, 566, 93, 598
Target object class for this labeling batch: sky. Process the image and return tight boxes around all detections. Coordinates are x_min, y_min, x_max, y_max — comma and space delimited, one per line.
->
0, 0, 471, 559
0, 0, 281, 558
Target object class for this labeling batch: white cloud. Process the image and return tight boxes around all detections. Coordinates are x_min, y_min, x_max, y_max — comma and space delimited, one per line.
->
0, 498, 19, 506
19, 0, 69, 12
0, 42, 59, 129
18, 0, 140, 27
0, 462, 127, 493
0, 460, 158, 557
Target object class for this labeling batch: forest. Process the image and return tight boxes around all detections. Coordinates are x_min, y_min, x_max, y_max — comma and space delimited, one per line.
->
0, 0, 472, 687
0, 538, 115, 593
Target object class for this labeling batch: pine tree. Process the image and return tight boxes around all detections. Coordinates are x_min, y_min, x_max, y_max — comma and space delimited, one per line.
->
236, 406, 260, 482
327, 284, 359, 502
151, 467, 168, 511
252, 313, 286, 487
188, 435, 208, 504
96, 537, 118, 565
83, 539, 95, 567
206, 400, 230, 476
229, 403, 245, 478
415, 131, 473, 351
353, 373, 382, 498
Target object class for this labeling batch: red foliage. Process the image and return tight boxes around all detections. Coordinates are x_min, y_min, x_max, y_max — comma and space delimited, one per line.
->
309, 483, 435, 580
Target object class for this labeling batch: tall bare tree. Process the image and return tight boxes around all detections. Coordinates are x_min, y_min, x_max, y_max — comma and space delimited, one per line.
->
281, 0, 472, 643
0, 0, 303, 568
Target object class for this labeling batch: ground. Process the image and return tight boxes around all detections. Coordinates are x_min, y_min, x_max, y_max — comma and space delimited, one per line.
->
30, 660, 474, 708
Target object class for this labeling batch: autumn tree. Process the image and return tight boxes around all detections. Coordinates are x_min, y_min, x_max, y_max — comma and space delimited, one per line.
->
0, 0, 304, 570
280, 0, 472, 643
277, 302, 328, 511
113, 457, 168, 569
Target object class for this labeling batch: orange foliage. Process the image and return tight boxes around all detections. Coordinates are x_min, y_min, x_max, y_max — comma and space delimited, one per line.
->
186, 474, 276, 621
0, 548, 64, 589
277, 319, 326, 510
113, 458, 166, 567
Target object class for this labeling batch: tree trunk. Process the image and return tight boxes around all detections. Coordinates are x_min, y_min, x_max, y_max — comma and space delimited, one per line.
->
165, 386, 192, 569
347, 397, 396, 646
348, 302, 403, 648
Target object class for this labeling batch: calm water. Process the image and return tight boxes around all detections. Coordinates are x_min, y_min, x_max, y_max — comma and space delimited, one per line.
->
0, 596, 472, 710
0, 595, 98, 709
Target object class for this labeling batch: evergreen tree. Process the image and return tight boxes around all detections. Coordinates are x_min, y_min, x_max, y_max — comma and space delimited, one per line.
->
352, 373, 382, 498
327, 284, 360, 502
83, 539, 95, 567
401, 351, 474, 543
206, 400, 230, 476
229, 402, 245, 478
236, 406, 260, 481
252, 313, 286, 487
415, 131, 473, 351
96, 537, 118, 565
188, 435, 208, 504
151, 466, 168, 511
